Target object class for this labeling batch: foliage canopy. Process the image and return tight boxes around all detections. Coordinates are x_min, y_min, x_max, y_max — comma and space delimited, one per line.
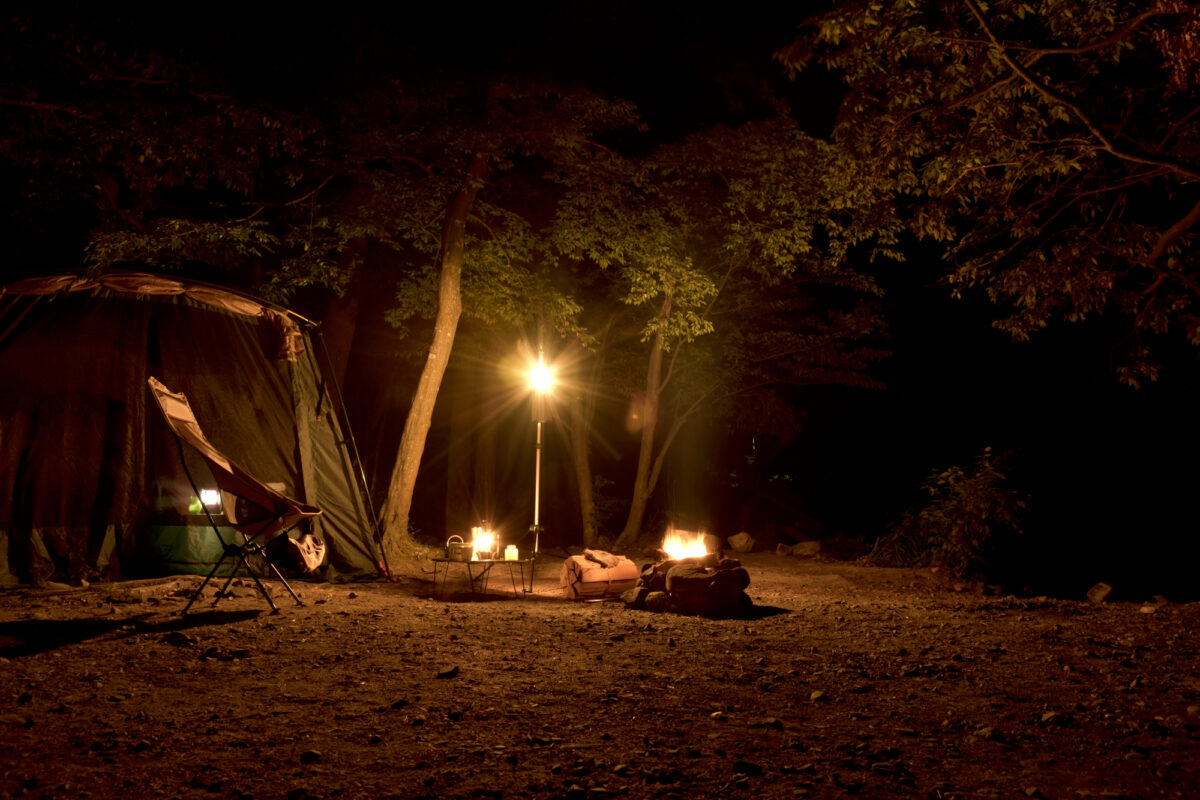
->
780, 0, 1200, 385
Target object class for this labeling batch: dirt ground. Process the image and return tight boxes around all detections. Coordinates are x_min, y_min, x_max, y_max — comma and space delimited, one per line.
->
1, 551, 1198, 800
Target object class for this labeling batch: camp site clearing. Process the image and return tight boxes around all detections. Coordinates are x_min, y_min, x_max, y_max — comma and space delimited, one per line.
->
1, 553, 1197, 800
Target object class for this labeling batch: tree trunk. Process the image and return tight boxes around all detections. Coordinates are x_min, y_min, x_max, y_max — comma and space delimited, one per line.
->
559, 329, 612, 549
379, 152, 488, 564
613, 311, 668, 552
565, 390, 598, 547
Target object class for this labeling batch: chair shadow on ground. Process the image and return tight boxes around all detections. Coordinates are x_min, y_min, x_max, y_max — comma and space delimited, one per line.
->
0, 609, 261, 659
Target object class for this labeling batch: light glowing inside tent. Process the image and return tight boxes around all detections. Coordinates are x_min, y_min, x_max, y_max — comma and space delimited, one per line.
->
199, 489, 222, 509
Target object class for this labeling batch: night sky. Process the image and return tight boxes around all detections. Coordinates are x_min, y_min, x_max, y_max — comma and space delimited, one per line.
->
5, 2, 1199, 599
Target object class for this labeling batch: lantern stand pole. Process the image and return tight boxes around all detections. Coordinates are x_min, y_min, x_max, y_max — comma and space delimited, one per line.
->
527, 346, 551, 594
528, 418, 543, 593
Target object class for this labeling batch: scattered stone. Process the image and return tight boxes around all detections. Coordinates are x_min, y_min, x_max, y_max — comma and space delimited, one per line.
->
436, 665, 460, 679
666, 563, 749, 616
733, 760, 763, 776
621, 586, 648, 610
161, 632, 197, 647
791, 541, 821, 558
775, 543, 794, 557
644, 591, 674, 613
810, 690, 827, 702
299, 750, 321, 765
1087, 583, 1113, 604
726, 532, 756, 553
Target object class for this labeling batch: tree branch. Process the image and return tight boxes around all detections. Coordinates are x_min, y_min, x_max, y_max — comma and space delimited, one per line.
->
1004, 6, 1177, 58
1142, 195, 1200, 293
964, 0, 1200, 182
0, 94, 95, 118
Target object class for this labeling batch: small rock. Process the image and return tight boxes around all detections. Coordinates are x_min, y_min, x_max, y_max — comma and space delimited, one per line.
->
436, 665, 460, 679
1087, 583, 1113, 604
620, 586, 648, 609
726, 532, 756, 553
644, 591, 673, 613
810, 690, 827, 702
161, 632, 196, 647
299, 750, 321, 764
791, 541, 821, 557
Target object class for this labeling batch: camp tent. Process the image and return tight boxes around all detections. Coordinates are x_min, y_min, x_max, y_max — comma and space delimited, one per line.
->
0, 272, 383, 586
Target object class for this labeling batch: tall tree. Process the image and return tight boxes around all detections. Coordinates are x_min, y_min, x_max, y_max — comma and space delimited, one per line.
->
778, 0, 1200, 386
554, 117, 888, 549
336, 81, 638, 564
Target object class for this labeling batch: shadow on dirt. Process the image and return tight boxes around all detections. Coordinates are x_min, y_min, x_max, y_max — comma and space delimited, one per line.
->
128, 609, 262, 635
0, 615, 152, 659
0, 609, 262, 659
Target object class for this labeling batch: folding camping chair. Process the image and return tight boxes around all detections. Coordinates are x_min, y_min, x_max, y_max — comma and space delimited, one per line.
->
147, 377, 322, 614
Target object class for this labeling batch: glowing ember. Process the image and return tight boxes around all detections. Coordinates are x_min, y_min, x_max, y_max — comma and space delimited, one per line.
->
661, 528, 709, 560
471, 526, 497, 560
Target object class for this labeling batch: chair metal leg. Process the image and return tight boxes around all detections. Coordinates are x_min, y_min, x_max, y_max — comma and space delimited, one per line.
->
263, 558, 304, 607
212, 552, 246, 605
237, 552, 281, 613
209, 546, 281, 613
182, 553, 231, 615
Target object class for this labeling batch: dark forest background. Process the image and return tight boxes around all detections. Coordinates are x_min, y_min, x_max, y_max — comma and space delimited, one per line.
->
3, 1, 1199, 599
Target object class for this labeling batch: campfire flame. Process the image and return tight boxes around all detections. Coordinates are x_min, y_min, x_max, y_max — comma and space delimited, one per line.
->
661, 528, 709, 560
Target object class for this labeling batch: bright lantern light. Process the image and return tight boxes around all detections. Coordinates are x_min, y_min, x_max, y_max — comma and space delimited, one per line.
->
529, 356, 554, 394
662, 528, 709, 560
199, 489, 222, 509
471, 526, 497, 560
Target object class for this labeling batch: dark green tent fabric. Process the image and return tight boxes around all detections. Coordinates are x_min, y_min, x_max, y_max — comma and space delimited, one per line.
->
0, 273, 382, 586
